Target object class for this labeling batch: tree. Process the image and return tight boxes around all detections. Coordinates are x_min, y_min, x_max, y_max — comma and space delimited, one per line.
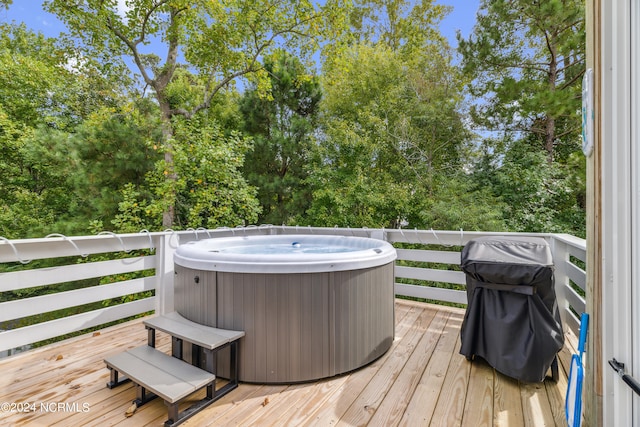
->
348, 0, 450, 55
239, 50, 321, 225
459, 0, 586, 236
471, 134, 586, 236
96, 83, 262, 232
45, 0, 348, 228
65, 100, 163, 224
306, 0, 475, 229
0, 22, 130, 237
0, 107, 52, 238
168, 115, 261, 229
458, 0, 585, 164
0, 21, 130, 130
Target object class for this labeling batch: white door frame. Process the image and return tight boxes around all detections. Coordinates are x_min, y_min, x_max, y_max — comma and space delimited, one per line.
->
599, 0, 636, 425
632, 0, 640, 424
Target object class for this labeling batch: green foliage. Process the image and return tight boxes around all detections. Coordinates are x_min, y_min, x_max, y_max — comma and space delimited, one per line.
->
0, 22, 129, 130
458, 0, 585, 162
458, 0, 586, 236
0, 22, 134, 237
308, 18, 478, 229
110, 183, 162, 233
240, 50, 322, 225
107, 116, 260, 232
348, 0, 451, 56
410, 175, 507, 232
44, 0, 350, 227
0, 1, 586, 240
471, 136, 586, 236
0, 123, 81, 237
306, 44, 407, 227
171, 117, 261, 228
0, 188, 56, 238
0, 23, 67, 127
0, 100, 161, 237
66, 102, 162, 224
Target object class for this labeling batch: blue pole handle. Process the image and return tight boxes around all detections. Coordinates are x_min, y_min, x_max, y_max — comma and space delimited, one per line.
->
577, 312, 589, 355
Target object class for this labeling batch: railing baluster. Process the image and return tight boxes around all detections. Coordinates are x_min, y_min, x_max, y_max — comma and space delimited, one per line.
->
155, 232, 175, 316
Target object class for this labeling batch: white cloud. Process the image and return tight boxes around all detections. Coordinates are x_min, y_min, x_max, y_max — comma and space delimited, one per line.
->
116, 0, 131, 19
61, 55, 86, 74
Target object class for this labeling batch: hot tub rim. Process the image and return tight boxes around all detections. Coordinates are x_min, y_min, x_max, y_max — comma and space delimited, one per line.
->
174, 234, 397, 273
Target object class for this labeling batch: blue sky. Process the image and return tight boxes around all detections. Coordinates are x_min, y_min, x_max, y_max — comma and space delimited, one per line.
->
439, 0, 480, 46
1, 0, 479, 48
1, 1, 66, 37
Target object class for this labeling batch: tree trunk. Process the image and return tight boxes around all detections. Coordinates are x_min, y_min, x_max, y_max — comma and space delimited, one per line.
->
545, 115, 555, 165
545, 40, 558, 165
159, 100, 176, 228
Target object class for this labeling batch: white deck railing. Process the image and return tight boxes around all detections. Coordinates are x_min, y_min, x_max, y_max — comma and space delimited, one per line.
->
0, 226, 586, 356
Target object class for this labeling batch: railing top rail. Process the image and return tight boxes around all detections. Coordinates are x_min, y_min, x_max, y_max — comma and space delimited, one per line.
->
385, 229, 554, 246
0, 226, 587, 264
549, 233, 587, 249
0, 233, 163, 264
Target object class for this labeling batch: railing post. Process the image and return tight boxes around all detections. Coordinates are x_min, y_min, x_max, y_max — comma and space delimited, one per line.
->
155, 232, 176, 315
550, 235, 569, 329
370, 229, 385, 241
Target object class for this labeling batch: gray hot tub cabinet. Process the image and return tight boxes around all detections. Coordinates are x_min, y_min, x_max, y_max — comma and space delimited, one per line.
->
174, 262, 395, 383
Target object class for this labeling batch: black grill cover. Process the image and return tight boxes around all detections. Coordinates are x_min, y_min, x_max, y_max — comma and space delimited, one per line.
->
459, 236, 564, 382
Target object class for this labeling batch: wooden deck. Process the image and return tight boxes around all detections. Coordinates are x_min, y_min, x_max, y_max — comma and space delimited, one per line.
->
0, 300, 577, 427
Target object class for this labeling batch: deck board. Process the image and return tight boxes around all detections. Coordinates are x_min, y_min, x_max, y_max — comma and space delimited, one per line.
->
0, 300, 575, 427
462, 359, 494, 426
494, 370, 522, 426
399, 313, 460, 426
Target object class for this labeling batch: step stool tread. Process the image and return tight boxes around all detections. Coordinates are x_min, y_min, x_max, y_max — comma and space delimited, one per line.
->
144, 312, 244, 349
104, 346, 215, 403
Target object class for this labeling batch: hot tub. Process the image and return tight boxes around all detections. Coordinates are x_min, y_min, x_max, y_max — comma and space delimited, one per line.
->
173, 234, 397, 383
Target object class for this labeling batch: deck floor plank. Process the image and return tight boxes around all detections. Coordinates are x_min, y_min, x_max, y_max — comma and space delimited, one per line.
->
368, 310, 450, 427
398, 312, 463, 426
429, 333, 471, 427
295, 303, 428, 427
235, 381, 324, 426
184, 383, 270, 426
545, 367, 571, 426
521, 381, 556, 427
461, 358, 494, 427
0, 300, 571, 427
494, 373, 523, 426
334, 305, 438, 427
